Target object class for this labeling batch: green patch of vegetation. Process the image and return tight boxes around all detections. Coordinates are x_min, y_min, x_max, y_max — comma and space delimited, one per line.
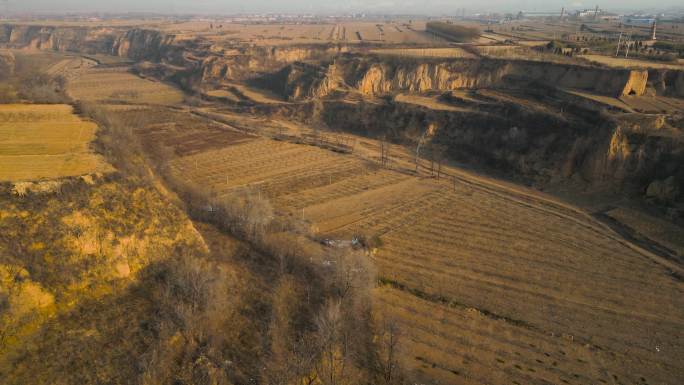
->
426, 21, 480, 42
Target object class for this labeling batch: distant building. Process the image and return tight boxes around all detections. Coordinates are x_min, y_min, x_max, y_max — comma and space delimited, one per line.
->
576, 8, 602, 18
622, 17, 656, 25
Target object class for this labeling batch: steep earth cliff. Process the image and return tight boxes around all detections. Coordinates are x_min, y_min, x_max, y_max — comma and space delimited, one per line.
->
254, 56, 658, 101
344, 56, 650, 97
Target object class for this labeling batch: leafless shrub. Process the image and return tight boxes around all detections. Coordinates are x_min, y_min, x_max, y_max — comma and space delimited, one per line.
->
375, 315, 406, 385
139, 254, 236, 385
75, 102, 401, 384
78, 102, 153, 181
17, 73, 69, 104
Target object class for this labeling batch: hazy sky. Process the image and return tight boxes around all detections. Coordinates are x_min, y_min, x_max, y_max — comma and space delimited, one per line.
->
5, 0, 680, 15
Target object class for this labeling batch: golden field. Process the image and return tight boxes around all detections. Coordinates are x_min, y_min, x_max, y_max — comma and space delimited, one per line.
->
0, 104, 110, 181
67, 68, 184, 105
580, 54, 684, 70
164, 21, 446, 45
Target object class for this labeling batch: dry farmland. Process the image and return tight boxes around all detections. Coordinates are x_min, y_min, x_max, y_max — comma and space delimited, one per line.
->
67, 67, 184, 105
163, 21, 445, 45
371, 47, 477, 59
579, 54, 684, 70
0, 104, 109, 181
145, 109, 684, 385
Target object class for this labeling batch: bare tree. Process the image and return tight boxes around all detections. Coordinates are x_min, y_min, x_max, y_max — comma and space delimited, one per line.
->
378, 317, 402, 385
315, 300, 348, 385
328, 249, 375, 301
425, 144, 447, 179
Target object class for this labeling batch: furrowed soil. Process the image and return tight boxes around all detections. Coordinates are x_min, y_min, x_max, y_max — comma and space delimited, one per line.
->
124, 105, 684, 385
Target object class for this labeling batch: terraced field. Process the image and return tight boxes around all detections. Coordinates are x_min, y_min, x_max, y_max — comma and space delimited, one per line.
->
67, 67, 184, 105
370, 182, 683, 384
168, 138, 372, 199
123, 105, 683, 385
173, 21, 444, 45
0, 104, 110, 181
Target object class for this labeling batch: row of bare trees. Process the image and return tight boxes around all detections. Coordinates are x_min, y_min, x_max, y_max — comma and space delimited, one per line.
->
163, 172, 406, 385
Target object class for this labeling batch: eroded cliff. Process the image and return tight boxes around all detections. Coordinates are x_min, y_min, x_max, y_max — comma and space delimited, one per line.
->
1, 23, 672, 102
344, 56, 650, 97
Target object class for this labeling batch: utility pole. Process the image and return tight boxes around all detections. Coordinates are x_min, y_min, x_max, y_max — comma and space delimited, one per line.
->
615, 31, 622, 56
624, 35, 632, 58
380, 137, 390, 168
415, 131, 427, 174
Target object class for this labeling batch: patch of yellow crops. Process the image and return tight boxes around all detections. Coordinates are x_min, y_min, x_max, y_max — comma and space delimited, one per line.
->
0, 104, 111, 181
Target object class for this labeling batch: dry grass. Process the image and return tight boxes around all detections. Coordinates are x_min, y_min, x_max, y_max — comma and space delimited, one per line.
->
204, 89, 241, 102
565, 90, 635, 112
0, 176, 216, 383
606, 207, 684, 257
618, 95, 684, 114
67, 68, 184, 105
225, 82, 285, 104
394, 93, 472, 112
0, 104, 110, 181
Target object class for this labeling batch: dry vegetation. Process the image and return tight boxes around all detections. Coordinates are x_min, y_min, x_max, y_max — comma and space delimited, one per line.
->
43, 103, 401, 385
158, 20, 443, 45
605, 206, 684, 257
0, 175, 217, 384
0, 104, 110, 181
